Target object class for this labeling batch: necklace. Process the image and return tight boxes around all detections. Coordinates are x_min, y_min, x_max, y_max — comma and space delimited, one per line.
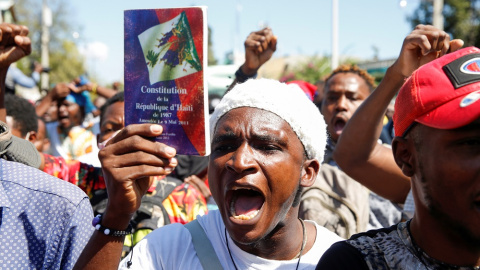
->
224, 218, 307, 270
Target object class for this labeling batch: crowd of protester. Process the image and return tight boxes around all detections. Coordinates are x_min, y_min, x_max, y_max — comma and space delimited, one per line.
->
0, 16, 479, 270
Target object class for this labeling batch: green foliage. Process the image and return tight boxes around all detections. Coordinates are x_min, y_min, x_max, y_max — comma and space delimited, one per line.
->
49, 40, 85, 84
207, 26, 217, 65
280, 56, 331, 84
13, 0, 85, 84
15, 0, 78, 56
408, 0, 480, 47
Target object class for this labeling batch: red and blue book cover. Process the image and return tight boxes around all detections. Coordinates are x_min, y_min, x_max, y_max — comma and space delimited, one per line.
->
124, 7, 210, 156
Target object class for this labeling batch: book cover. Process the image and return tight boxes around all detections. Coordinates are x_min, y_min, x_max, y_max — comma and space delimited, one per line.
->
124, 7, 210, 156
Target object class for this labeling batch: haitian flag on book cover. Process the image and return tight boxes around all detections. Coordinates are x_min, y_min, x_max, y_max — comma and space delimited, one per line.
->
124, 7, 209, 156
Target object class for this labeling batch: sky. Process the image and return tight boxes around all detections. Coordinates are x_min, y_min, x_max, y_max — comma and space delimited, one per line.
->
69, 0, 418, 84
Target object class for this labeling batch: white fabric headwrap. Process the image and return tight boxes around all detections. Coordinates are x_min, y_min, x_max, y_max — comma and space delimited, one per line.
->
209, 78, 327, 163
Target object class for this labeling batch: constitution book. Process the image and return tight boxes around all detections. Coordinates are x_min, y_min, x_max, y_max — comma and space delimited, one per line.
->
124, 7, 210, 156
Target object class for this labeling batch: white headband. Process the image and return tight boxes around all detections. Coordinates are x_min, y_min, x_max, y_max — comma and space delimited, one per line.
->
209, 78, 327, 163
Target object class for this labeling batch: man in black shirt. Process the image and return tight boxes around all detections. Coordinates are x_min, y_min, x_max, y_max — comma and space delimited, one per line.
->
318, 25, 480, 269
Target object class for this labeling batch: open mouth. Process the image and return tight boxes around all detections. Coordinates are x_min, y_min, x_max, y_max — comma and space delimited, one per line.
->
58, 116, 70, 126
333, 118, 346, 135
58, 112, 69, 121
229, 187, 265, 221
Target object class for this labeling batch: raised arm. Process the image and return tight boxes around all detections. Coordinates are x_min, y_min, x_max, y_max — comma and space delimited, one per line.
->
227, 27, 277, 92
35, 82, 71, 118
333, 25, 463, 204
0, 23, 31, 122
73, 124, 178, 270
74, 81, 118, 99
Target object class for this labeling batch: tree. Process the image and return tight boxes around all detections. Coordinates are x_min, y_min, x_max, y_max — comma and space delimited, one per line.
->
13, 0, 85, 84
49, 40, 85, 83
208, 26, 217, 65
408, 0, 480, 47
280, 55, 361, 84
280, 56, 331, 84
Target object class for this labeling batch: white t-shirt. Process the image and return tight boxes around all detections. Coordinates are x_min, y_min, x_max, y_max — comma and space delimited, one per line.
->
119, 210, 342, 269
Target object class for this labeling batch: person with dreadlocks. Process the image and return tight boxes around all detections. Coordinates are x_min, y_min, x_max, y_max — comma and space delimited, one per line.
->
320, 64, 377, 165
297, 64, 375, 238
313, 63, 405, 231
318, 24, 473, 270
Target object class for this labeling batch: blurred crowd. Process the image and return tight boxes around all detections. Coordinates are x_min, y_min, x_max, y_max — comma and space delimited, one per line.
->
0, 18, 479, 270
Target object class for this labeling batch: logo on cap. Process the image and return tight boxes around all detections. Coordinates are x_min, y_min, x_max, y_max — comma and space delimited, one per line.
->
460, 90, 480, 107
443, 53, 480, 89
460, 58, 480, 74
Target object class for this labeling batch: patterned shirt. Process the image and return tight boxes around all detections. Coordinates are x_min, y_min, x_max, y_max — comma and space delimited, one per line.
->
46, 122, 96, 161
317, 220, 480, 270
42, 153, 105, 198
59, 126, 95, 160
42, 153, 207, 223
0, 158, 94, 269
161, 182, 208, 224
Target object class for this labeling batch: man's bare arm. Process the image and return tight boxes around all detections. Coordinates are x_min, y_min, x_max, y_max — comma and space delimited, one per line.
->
226, 27, 277, 93
334, 25, 463, 204
73, 124, 178, 270
0, 23, 31, 122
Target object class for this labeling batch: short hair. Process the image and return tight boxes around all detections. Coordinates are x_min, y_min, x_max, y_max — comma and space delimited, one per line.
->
5, 94, 38, 136
324, 64, 376, 92
99, 91, 125, 125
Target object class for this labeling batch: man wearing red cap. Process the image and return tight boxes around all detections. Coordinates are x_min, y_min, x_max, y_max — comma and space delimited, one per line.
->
318, 26, 480, 269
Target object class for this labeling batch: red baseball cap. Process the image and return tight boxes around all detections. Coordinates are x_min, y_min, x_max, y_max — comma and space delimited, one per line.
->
394, 46, 480, 137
